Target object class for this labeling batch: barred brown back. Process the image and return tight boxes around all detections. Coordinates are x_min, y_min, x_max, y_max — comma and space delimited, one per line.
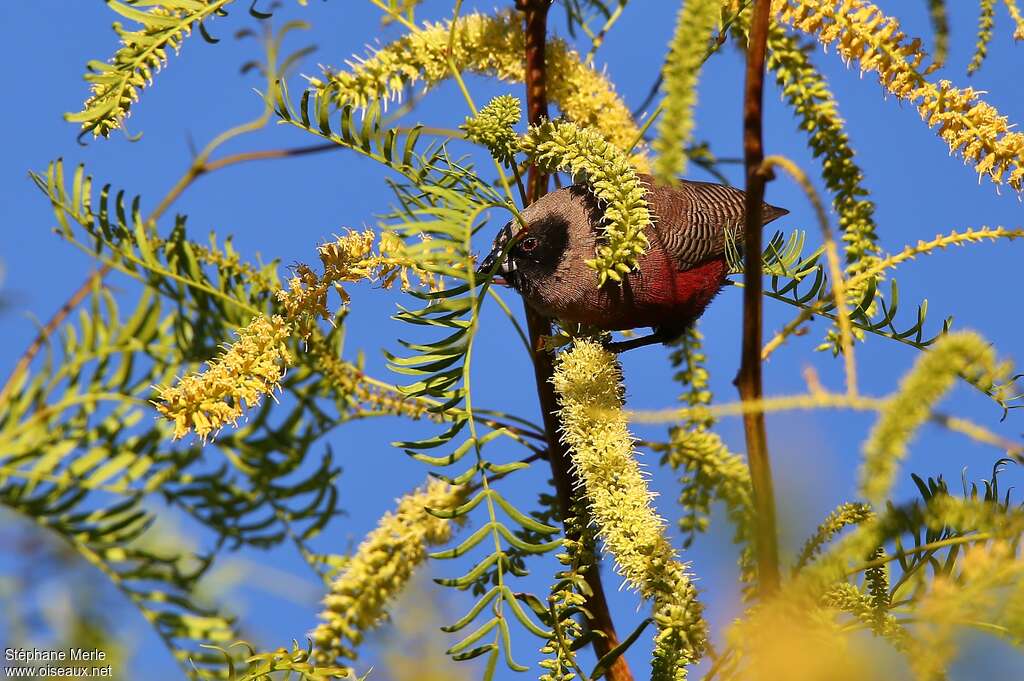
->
640, 175, 788, 268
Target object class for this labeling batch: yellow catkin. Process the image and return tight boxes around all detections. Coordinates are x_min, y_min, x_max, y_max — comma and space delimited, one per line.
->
315, 11, 646, 166
156, 229, 438, 440
521, 120, 652, 285
777, 0, 1024, 191
276, 229, 435, 338
794, 502, 874, 572
760, 24, 880, 285
1005, 0, 1024, 39
310, 479, 466, 667
652, 0, 721, 182
553, 340, 706, 681
860, 331, 1004, 505
154, 315, 292, 441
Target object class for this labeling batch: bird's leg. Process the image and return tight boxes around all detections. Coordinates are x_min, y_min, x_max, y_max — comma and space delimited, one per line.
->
604, 328, 673, 353
604, 324, 689, 353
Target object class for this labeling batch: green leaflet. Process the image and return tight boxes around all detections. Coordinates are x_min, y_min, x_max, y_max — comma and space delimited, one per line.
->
66, 0, 311, 138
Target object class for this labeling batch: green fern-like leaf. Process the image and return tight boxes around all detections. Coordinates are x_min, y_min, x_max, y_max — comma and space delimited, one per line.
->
67, 1, 240, 137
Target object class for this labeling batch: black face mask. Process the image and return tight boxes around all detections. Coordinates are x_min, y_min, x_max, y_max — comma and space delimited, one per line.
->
476, 221, 519, 287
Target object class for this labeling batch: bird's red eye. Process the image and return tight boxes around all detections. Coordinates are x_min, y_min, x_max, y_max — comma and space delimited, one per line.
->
520, 236, 539, 252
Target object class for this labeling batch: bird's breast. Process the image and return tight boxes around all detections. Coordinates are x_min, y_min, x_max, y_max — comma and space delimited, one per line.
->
553, 247, 729, 331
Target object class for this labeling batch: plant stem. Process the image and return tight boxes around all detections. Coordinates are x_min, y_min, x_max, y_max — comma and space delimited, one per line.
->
847, 533, 993, 576
0, 137, 347, 409
515, 1, 633, 679
738, 0, 781, 598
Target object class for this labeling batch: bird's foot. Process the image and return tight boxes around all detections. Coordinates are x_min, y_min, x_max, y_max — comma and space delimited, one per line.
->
603, 326, 687, 353
604, 332, 667, 353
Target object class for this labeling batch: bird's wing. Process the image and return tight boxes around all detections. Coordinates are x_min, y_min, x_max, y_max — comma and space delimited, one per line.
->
643, 176, 788, 268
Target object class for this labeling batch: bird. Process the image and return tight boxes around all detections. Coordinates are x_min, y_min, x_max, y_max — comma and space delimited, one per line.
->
477, 174, 788, 352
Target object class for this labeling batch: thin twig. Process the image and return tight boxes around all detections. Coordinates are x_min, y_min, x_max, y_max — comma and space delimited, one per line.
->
847, 533, 993, 575
150, 141, 340, 222
0, 142, 340, 407
762, 154, 858, 396
738, 0, 781, 598
515, 1, 633, 679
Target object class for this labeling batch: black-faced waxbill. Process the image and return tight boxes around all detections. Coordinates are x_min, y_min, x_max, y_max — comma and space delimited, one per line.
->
478, 175, 788, 352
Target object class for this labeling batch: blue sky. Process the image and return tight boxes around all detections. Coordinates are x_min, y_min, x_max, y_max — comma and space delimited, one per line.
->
1, 2, 1022, 679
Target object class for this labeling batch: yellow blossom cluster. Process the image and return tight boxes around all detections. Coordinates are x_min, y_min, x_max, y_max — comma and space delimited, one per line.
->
154, 315, 292, 441
777, 0, 1024, 191
315, 11, 645, 164
277, 230, 434, 337
310, 479, 466, 666
461, 94, 522, 163
307, 336, 440, 422
860, 331, 1007, 505
521, 120, 651, 285
652, 0, 721, 183
553, 340, 706, 681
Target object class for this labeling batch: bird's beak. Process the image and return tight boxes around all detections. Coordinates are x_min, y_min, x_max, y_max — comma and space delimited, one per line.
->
477, 221, 518, 287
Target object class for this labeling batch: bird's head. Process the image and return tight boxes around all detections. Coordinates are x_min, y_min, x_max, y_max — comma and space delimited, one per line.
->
476, 188, 593, 300
477, 216, 569, 292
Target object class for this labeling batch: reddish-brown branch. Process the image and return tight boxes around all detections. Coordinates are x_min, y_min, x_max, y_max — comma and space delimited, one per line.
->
738, 0, 781, 597
0, 266, 111, 406
516, 1, 632, 679
520, 0, 552, 203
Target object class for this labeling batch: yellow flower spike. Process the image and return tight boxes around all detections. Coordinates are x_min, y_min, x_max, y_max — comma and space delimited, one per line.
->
969, 0, 997, 75
278, 229, 437, 338
462, 95, 522, 163
756, 22, 881, 287
776, 0, 1024, 192
317, 11, 647, 167
553, 340, 706, 681
521, 120, 652, 285
154, 315, 292, 441
310, 479, 467, 666
860, 331, 1008, 506
794, 502, 873, 572
652, 0, 721, 183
